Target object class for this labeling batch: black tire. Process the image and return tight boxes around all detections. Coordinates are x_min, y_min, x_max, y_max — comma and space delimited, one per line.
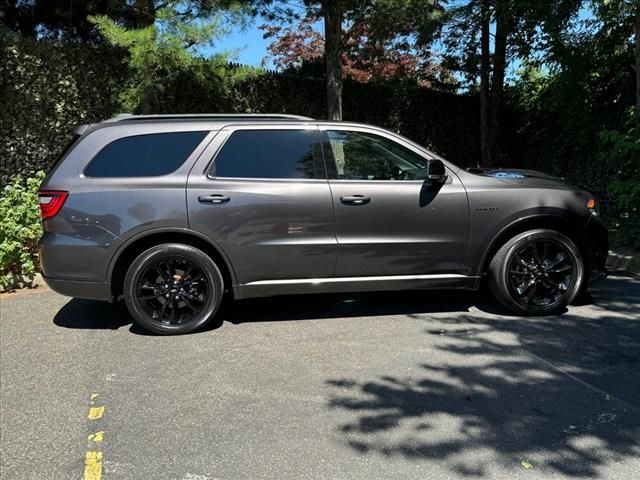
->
488, 229, 584, 315
124, 243, 224, 334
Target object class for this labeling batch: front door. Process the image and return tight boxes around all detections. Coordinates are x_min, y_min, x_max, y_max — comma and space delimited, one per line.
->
187, 126, 337, 285
321, 126, 469, 277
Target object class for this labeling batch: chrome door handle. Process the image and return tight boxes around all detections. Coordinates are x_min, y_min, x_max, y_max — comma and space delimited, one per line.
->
198, 194, 230, 204
340, 195, 371, 205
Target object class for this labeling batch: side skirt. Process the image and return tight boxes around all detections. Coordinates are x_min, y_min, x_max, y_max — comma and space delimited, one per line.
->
233, 274, 481, 300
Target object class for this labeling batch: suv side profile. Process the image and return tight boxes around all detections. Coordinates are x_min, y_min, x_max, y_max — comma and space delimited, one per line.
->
39, 114, 608, 334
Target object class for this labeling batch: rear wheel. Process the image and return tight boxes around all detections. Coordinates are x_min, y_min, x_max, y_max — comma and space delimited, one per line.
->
124, 243, 224, 334
488, 229, 584, 315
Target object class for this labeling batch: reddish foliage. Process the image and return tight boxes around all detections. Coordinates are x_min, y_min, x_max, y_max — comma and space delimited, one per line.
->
261, 15, 449, 87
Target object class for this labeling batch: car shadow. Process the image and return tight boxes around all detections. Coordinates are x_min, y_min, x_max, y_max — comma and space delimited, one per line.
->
53, 288, 495, 335
53, 276, 602, 335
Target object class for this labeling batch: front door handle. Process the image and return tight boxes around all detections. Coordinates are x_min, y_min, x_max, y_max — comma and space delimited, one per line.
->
198, 194, 230, 204
340, 195, 371, 205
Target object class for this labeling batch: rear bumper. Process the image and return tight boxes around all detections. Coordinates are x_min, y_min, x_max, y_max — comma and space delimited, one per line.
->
582, 214, 609, 284
42, 274, 112, 302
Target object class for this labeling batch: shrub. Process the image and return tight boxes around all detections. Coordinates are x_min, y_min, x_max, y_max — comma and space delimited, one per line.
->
598, 113, 640, 251
0, 172, 45, 290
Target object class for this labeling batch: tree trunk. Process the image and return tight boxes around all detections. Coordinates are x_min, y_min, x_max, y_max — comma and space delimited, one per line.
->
635, 0, 640, 119
479, 0, 491, 167
323, 0, 343, 120
489, 6, 508, 166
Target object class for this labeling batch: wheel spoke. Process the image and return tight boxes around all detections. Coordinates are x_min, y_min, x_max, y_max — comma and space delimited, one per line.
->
169, 298, 178, 323
183, 264, 195, 280
182, 291, 204, 303
157, 299, 170, 321
185, 274, 204, 285
516, 278, 535, 297
139, 292, 163, 301
525, 281, 537, 303
151, 264, 169, 282
545, 254, 566, 271
540, 276, 559, 294
181, 296, 198, 312
548, 264, 571, 274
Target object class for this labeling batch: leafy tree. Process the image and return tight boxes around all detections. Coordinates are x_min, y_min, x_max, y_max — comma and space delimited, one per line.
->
90, 2, 253, 112
598, 111, 640, 250
1, 0, 133, 41
261, 11, 452, 87
439, 0, 583, 166
252, 0, 443, 120
0, 0, 247, 41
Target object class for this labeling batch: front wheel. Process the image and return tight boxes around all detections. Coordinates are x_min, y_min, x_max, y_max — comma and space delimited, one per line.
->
488, 229, 584, 315
123, 243, 224, 334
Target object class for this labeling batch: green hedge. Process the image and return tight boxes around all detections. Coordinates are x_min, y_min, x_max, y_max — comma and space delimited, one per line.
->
0, 34, 127, 184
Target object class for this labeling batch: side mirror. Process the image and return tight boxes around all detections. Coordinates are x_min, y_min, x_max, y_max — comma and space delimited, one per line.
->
427, 159, 448, 183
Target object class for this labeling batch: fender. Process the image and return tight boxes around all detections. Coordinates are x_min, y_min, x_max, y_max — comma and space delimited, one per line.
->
106, 226, 238, 287
468, 210, 589, 277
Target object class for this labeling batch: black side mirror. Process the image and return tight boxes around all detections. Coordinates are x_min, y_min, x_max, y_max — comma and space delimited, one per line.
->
427, 159, 448, 183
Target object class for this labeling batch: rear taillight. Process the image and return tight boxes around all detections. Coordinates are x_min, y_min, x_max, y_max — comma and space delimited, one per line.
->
39, 191, 68, 219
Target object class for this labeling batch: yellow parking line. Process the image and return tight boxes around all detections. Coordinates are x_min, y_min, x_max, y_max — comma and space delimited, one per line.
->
88, 431, 105, 442
84, 451, 103, 480
88, 406, 105, 420
85, 392, 106, 480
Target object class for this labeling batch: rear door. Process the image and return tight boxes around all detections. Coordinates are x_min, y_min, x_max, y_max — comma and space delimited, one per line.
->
320, 125, 469, 277
187, 125, 337, 285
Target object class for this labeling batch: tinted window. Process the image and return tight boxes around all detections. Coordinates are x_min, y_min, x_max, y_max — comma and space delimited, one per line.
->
85, 131, 207, 177
210, 130, 324, 179
325, 130, 429, 181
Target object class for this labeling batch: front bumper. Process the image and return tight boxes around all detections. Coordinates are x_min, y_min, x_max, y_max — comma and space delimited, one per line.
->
582, 214, 609, 284
42, 274, 112, 302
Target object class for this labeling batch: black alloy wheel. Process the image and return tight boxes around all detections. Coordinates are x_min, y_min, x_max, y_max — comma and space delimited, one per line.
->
507, 239, 575, 308
488, 229, 584, 315
136, 257, 209, 326
124, 244, 224, 334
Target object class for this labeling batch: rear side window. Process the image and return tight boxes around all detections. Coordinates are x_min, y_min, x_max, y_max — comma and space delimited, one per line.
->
209, 130, 325, 179
84, 131, 208, 177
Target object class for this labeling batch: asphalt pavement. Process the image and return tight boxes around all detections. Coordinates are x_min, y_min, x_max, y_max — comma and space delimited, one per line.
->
1, 275, 639, 479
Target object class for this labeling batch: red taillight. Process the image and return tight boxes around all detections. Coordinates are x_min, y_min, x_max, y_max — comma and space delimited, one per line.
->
39, 191, 68, 219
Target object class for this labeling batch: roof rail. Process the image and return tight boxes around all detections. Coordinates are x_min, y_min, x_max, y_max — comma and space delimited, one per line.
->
106, 113, 314, 122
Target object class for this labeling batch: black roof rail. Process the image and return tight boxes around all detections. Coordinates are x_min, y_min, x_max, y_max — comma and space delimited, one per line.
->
106, 113, 314, 122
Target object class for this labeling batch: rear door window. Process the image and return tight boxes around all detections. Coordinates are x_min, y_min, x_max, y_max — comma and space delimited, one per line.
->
84, 131, 208, 177
209, 129, 325, 179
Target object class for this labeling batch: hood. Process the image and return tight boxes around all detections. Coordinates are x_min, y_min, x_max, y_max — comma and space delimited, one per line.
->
466, 167, 583, 191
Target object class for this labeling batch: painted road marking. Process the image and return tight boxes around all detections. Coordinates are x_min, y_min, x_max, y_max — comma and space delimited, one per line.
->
84, 451, 103, 480
85, 393, 106, 480
88, 431, 105, 442
88, 406, 105, 420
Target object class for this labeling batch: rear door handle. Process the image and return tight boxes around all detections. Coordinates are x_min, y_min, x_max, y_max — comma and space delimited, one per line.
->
340, 195, 371, 205
198, 194, 230, 204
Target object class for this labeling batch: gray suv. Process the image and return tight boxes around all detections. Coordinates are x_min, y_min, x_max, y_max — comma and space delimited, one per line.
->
39, 114, 608, 334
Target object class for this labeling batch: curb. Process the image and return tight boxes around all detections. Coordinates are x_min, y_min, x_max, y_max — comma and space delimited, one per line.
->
607, 251, 640, 277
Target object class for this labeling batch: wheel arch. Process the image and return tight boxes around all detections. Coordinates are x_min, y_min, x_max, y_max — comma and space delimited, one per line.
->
108, 228, 236, 300
477, 214, 588, 276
